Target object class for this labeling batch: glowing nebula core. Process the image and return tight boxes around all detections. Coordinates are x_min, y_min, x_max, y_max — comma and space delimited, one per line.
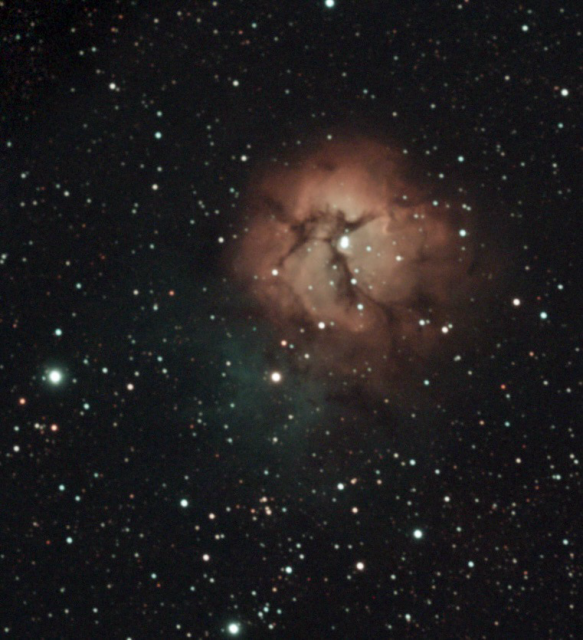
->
232, 137, 486, 394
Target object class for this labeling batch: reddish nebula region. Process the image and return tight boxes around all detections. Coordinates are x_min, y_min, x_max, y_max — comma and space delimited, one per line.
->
232, 136, 486, 395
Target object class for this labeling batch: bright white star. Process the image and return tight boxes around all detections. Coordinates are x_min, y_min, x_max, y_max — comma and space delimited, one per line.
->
48, 370, 63, 384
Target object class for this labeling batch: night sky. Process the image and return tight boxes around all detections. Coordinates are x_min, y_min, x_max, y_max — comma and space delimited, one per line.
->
2, 1, 581, 638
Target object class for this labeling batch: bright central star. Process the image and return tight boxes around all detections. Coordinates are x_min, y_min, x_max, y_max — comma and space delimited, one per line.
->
48, 370, 63, 384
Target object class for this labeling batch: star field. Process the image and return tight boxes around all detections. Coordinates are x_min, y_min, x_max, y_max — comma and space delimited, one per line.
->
1, 1, 581, 638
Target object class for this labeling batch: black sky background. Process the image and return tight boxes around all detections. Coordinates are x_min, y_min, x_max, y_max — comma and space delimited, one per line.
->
1, 1, 581, 638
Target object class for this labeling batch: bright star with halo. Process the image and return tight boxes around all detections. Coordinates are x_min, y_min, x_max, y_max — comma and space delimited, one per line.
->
48, 369, 63, 384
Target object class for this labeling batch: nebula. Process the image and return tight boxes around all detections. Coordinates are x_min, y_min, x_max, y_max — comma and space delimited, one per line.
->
231, 136, 490, 398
